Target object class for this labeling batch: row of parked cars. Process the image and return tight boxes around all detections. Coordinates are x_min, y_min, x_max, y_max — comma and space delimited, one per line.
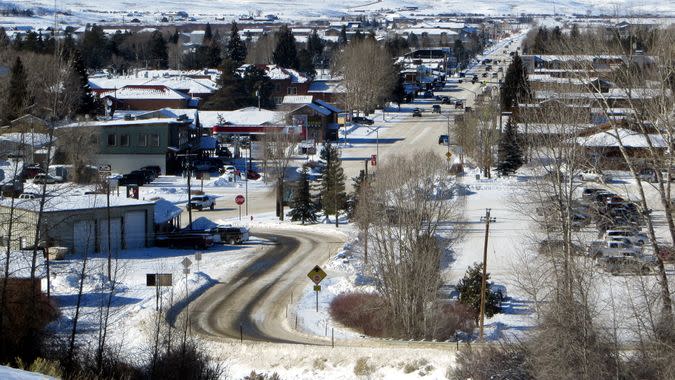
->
581, 187, 657, 275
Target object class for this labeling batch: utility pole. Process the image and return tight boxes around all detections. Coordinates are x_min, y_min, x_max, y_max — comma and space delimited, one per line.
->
478, 208, 496, 341
178, 147, 198, 229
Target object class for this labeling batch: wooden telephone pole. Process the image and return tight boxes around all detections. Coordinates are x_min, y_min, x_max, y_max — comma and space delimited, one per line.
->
478, 208, 496, 341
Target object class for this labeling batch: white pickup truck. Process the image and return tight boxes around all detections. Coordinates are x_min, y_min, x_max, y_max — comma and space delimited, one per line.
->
187, 195, 216, 211
588, 240, 642, 259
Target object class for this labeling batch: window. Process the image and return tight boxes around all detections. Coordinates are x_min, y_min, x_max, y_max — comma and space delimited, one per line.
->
138, 134, 147, 147
274, 96, 283, 105
150, 134, 160, 147
287, 87, 298, 95
107, 134, 116, 146
120, 134, 130, 146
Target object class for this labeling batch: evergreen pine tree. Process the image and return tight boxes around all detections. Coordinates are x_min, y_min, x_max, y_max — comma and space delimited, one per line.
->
338, 25, 348, 46
391, 73, 406, 110
80, 24, 110, 69
456, 263, 503, 324
496, 118, 524, 176
453, 39, 466, 68
289, 167, 318, 224
203, 23, 213, 44
306, 29, 324, 64
319, 142, 347, 224
0, 27, 9, 49
4, 57, 29, 123
407, 32, 419, 48
241, 65, 274, 108
352, 29, 364, 42
71, 49, 98, 116
149, 30, 168, 68
227, 22, 247, 64
202, 58, 248, 110
297, 48, 315, 77
170, 29, 180, 44
500, 53, 531, 112
272, 25, 299, 69
570, 24, 580, 40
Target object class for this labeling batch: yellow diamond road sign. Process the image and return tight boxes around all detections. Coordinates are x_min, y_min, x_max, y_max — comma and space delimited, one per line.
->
308, 265, 327, 285
445, 151, 453, 159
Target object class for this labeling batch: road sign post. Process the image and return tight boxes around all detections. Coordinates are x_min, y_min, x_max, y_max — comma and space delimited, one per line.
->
146, 273, 172, 311
235, 195, 245, 221
307, 265, 327, 312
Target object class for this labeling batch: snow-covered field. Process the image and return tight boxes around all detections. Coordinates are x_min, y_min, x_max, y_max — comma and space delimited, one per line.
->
3, 0, 674, 29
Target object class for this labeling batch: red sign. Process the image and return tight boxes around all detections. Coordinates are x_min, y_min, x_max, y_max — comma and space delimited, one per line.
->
371, 154, 377, 166
235, 195, 245, 205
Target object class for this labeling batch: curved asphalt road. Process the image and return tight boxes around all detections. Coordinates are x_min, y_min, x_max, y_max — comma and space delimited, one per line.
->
188, 229, 343, 345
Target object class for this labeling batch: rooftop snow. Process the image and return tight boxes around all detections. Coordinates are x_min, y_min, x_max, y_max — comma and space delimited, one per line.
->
153, 198, 182, 224
575, 128, 667, 148
97, 85, 190, 100
0, 195, 153, 213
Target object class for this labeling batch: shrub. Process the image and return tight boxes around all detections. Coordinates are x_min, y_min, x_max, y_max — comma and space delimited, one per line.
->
242, 371, 282, 380
449, 341, 532, 380
353, 357, 374, 377
329, 292, 386, 336
150, 341, 224, 380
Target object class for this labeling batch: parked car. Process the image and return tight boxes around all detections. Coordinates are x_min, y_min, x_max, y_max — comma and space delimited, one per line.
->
412, 108, 422, 117
599, 255, 656, 275
222, 165, 237, 174
213, 226, 250, 245
579, 170, 610, 182
187, 195, 216, 211
118, 172, 145, 186
1, 177, 24, 197
538, 239, 582, 256
454, 100, 464, 109
141, 165, 161, 177
32, 173, 62, 184
441, 96, 452, 104
432, 104, 441, 114
18, 192, 40, 199
438, 135, 449, 145
352, 116, 374, 125
581, 187, 604, 202
246, 170, 261, 180
19, 164, 43, 181
604, 230, 648, 245
155, 232, 214, 249
587, 240, 642, 259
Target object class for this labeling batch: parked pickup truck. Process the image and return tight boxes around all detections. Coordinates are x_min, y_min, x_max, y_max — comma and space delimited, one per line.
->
155, 232, 214, 250
188, 216, 250, 245
213, 226, 250, 245
187, 195, 216, 211
587, 240, 642, 259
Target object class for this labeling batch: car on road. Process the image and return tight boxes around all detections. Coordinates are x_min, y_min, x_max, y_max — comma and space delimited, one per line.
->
18, 192, 40, 199
141, 165, 161, 177
432, 105, 441, 114
579, 170, 610, 183
438, 135, 449, 145
32, 173, 61, 184
441, 96, 452, 104
604, 230, 648, 245
187, 195, 216, 211
599, 255, 656, 275
412, 108, 422, 117
352, 116, 374, 125
118, 171, 147, 186
155, 232, 214, 250
587, 240, 642, 259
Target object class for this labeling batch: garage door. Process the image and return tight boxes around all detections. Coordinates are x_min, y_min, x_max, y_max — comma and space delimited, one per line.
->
124, 211, 146, 249
98, 218, 122, 254
73, 220, 96, 254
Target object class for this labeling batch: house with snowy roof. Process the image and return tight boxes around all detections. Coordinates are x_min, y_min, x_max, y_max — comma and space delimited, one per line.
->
56, 109, 199, 175
95, 85, 194, 111
240, 64, 311, 105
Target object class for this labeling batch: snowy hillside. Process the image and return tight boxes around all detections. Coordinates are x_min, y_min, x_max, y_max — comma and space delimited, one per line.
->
3, 0, 675, 23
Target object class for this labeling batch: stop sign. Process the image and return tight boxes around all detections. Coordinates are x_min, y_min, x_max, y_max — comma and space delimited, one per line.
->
235, 195, 245, 205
